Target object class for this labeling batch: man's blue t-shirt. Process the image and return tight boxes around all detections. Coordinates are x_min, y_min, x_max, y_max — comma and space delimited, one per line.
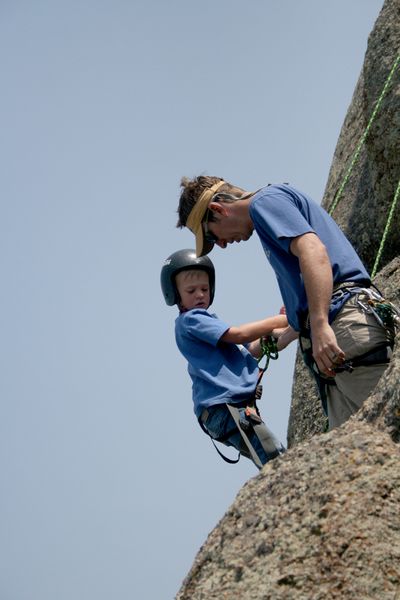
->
175, 309, 259, 418
249, 184, 370, 331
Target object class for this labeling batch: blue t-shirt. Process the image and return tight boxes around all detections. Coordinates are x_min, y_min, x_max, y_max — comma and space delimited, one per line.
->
175, 309, 259, 418
249, 184, 370, 331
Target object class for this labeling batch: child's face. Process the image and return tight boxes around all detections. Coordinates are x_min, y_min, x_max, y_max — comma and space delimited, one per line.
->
175, 270, 211, 311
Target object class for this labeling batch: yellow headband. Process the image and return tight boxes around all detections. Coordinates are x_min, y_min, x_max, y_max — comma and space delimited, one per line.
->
186, 180, 226, 256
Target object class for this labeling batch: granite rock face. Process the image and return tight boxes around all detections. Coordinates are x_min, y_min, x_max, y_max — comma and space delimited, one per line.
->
176, 330, 400, 600
321, 0, 400, 273
176, 419, 400, 600
176, 327, 400, 600
287, 0, 400, 447
175, 2, 400, 598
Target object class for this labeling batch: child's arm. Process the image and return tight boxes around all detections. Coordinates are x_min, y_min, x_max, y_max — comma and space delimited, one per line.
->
220, 314, 288, 347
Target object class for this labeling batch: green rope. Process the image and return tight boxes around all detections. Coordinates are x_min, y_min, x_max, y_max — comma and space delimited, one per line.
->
371, 178, 400, 279
328, 53, 400, 217
258, 335, 279, 374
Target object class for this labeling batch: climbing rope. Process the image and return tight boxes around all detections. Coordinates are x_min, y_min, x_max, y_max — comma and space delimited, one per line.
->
327, 53, 400, 279
371, 178, 400, 279
258, 335, 279, 376
328, 53, 400, 217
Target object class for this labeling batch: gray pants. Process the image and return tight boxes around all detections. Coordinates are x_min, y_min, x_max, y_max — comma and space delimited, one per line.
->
327, 292, 395, 428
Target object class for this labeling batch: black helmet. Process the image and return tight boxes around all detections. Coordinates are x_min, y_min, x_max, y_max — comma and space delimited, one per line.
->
161, 249, 215, 306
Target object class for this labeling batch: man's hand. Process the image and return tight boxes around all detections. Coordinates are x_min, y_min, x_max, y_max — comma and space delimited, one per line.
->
311, 321, 345, 377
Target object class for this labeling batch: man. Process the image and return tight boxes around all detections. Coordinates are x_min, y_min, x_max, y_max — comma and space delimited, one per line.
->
176, 175, 396, 428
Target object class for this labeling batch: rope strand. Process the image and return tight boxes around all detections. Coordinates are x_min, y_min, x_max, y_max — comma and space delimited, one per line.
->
328, 53, 400, 217
371, 178, 400, 279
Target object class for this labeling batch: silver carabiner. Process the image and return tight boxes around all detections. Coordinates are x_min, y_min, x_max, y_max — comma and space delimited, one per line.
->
356, 297, 373, 313
357, 296, 385, 327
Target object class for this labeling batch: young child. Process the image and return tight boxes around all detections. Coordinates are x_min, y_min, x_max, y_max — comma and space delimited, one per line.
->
161, 248, 290, 469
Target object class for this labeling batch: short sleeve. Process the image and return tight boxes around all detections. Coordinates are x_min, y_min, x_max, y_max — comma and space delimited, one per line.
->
181, 310, 229, 346
250, 187, 315, 253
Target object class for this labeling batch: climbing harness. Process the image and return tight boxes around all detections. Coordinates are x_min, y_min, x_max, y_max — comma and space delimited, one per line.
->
303, 282, 399, 336
226, 403, 282, 469
198, 411, 241, 464
334, 344, 393, 374
327, 53, 400, 280
300, 283, 399, 415
199, 396, 284, 470
199, 335, 284, 469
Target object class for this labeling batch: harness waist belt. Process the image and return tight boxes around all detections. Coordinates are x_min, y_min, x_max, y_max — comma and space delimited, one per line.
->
335, 343, 393, 373
301, 281, 372, 335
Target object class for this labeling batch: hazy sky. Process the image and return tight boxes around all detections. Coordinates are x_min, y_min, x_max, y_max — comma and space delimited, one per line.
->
1, 1, 384, 598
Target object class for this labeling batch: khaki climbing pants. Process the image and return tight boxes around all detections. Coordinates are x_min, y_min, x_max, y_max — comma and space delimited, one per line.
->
327, 292, 394, 429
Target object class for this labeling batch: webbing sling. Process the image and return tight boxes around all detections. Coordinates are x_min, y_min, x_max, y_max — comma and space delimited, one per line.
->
253, 420, 283, 456
226, 404, 263, 469
226, 404, 283, 470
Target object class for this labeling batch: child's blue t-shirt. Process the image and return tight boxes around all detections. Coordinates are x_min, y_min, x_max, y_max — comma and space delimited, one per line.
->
175, 309, 259, 418
249, 184, 370, 331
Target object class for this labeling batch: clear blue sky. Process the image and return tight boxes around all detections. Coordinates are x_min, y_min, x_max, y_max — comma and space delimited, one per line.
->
0, 1, 384, 598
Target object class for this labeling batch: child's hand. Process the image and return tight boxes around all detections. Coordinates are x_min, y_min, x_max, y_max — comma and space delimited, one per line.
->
272, 326, 298, 351
279, 306, 286, 315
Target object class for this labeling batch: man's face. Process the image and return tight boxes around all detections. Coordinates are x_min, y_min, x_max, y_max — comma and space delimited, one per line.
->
175, 270, 210, 311
204, 202, 253, 249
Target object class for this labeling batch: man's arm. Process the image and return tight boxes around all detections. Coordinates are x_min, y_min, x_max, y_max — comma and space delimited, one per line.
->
272, 326, 299, 351
290, 232, 345, 376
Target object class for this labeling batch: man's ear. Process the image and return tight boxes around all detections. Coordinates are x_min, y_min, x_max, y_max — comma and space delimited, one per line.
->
208, 201, 229, 217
